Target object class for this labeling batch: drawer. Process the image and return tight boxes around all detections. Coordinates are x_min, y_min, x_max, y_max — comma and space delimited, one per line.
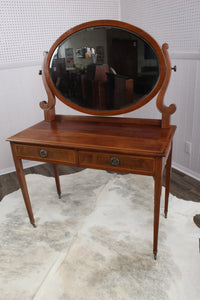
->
15, 144, 76, 164
79, 151, 154, 175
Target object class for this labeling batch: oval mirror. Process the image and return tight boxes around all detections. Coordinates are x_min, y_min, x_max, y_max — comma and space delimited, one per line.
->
46, 21, 166, 115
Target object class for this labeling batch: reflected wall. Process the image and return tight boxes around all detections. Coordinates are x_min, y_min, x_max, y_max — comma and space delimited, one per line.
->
49, 26, 159, 111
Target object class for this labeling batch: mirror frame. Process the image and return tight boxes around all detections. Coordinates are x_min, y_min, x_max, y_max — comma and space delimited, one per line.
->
44, 20, 167, 116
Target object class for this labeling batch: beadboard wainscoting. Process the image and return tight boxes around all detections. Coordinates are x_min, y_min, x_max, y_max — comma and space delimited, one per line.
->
1, 53, 199, 181
170, 51, 200, 181
127, 51, 200, 181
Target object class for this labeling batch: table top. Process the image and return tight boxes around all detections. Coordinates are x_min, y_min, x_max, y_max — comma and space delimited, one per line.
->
8, 115, 176, 157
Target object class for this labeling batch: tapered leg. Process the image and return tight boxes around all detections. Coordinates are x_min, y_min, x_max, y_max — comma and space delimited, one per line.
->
164, 144, 172, 218
153, 158, 163, 260
52, 164, 61, 198
10, 143, 36, 227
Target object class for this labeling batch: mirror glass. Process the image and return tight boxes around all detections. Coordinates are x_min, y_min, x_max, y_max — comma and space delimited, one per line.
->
49, 26, 160, 111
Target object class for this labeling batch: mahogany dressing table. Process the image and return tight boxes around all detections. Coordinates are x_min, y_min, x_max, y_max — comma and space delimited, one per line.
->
8, 20, 176, 259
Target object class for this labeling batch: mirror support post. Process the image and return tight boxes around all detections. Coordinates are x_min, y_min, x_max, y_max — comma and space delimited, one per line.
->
156, 44, 176, 128
40, 51, 56, 121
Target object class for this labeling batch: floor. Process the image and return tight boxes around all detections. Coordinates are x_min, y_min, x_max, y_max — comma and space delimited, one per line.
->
0, 163, 200, 202
1, 166, 199, 299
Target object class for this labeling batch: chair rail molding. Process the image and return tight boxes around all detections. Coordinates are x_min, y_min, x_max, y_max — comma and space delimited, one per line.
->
170, 50, 200, 60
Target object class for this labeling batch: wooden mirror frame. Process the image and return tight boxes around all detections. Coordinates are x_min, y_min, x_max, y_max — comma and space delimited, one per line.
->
40, 20, 176, 127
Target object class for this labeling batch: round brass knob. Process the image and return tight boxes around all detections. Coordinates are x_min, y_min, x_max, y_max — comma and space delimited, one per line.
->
40, 149, 47, 158
110, 157, 119, 166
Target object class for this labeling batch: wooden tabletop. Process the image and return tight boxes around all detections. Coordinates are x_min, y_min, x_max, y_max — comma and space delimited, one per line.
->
8, 115, 176, 157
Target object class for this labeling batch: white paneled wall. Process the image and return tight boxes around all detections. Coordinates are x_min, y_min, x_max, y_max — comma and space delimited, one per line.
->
169, 55, 200, 179
0, 65, 45, 173
121, 0, 200, 180
191, 60, 200, 176
0, 0, 120, 174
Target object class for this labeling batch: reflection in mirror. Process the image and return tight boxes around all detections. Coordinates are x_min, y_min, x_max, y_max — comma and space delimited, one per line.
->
49, 26, 160, 111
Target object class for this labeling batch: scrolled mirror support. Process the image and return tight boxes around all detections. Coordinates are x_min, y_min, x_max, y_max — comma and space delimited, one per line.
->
156, 43, 176, 128
40, 51, 56, 121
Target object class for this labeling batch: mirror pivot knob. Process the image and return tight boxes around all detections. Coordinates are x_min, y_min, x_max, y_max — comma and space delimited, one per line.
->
171, 65, 177, 72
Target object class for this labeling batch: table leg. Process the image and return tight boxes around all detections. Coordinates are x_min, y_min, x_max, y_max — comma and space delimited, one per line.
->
164, 144, 172, 218
153, 158, 163, 260
52, 164, 61, 198
10, 143, 36, 227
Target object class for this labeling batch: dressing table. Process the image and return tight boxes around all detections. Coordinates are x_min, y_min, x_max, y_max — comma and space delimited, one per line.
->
8, 20, 176, 259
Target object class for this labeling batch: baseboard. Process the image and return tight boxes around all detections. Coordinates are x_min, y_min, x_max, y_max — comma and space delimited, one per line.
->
172, 162, 200, 182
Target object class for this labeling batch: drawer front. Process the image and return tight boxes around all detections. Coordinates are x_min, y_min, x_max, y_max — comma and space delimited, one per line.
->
79, 151, 154, 175
15, 144, 76, 164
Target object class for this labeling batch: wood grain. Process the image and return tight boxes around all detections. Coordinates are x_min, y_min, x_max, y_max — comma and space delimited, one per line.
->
8, 116, 176, 157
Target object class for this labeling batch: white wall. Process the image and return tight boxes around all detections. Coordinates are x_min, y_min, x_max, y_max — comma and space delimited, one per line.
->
0, 0, 120, 174
0, 65, 45, 173
120, 0, 200, 180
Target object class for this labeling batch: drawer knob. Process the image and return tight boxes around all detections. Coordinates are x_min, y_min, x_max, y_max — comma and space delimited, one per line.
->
110, 157, 119, 166
40, 149, 47, 158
